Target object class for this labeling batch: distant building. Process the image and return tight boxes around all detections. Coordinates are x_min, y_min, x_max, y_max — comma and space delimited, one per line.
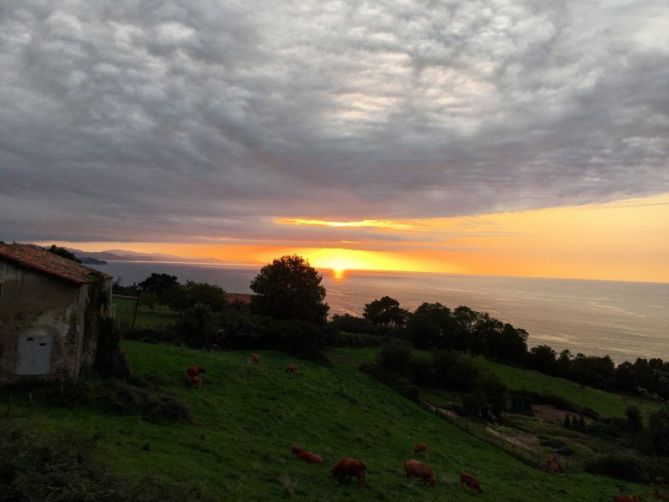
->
224, 292, 253, 309
0, 243, 113, 384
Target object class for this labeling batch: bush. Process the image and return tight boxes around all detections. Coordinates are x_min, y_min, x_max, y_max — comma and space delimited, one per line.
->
432, 351, 484, 393
328, 314, 375, 335
584, 453, 650, 483
262, 318, 327, 363
376, 342, 413, 377
360, 363, 420, 401
324, 331, 385, 348
625, 406, 644, 432
175, 303, 222, 348
0, 424, 216, 502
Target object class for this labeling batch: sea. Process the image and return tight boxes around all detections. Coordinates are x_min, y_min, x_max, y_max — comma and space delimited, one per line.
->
91, 261, 669, 364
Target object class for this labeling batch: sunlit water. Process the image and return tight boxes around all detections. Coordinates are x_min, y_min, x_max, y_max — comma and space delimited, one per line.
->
94, 261, 669, 363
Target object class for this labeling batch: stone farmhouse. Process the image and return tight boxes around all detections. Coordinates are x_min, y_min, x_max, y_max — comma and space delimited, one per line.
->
0, 243, 113, 384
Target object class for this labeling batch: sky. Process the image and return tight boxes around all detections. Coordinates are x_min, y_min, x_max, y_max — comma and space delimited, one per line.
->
1, 0, 668, 282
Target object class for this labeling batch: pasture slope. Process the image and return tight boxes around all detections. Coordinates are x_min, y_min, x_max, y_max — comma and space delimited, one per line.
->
4, 341, 650, 501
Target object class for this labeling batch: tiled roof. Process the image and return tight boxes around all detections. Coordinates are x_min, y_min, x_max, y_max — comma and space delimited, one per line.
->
225, 293, 253, 305
0, 243, 111, 286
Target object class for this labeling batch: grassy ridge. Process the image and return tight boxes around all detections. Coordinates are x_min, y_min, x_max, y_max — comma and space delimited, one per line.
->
3, 342, 650, 500
480, 358, 659, 419
331, 347, 659, 419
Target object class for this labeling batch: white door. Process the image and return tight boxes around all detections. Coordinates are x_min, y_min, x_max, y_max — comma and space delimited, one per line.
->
15, 332, 53, 375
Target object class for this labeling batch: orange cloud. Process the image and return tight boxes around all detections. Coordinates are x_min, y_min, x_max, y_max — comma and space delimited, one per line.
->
46, 192, 669, 283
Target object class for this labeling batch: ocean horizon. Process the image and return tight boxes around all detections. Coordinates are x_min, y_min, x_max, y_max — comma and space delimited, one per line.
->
93, 260, 669, 364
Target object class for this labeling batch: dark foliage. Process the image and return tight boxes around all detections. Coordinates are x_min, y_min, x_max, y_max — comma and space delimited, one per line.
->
328, 313, 375, 335
175, 303, 223, 349
527, 345, 558, 375
46, 244, 80, 262
138, 273, 179, 296
363, 296, 408, 327
584, 453, 650, 483
162, 281, 227, 314
250, 255, 329, 325
324, 331, 386, 348
625, 406, 644, 432
94, 318, 131, 379
0, 424, 214, 502
359, 363, 420, 401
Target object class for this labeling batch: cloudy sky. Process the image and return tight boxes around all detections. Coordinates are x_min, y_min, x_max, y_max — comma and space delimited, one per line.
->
1, 0, 668, 280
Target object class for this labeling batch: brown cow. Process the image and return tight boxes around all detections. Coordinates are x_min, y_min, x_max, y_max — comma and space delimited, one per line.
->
460, 472, 482, 494
291, 446, 323, 464
403, 460, 435, 487
612, 496, 641, 502
331, 458, 366, 486
547, 454, 564, 474
413, 443, 430, 458
285, 364, 299, 377
249, 353, 261, 365
185, 366, 206, 389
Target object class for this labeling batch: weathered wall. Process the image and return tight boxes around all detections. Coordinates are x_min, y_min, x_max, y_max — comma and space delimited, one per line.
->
0, 261, 110, 383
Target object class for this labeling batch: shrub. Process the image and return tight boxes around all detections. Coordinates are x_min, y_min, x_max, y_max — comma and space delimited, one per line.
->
175, 303, 222, 348
432, 351, 483, 393
625, 405, 644, 432
584, 453, 650, 483
376, 342, 413, 377
324, 331, 385, 348
328, 314, 375, 335
360, 363, 420, 401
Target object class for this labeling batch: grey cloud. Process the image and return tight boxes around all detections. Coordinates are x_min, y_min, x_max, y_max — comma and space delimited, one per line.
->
1, 0, 668, 244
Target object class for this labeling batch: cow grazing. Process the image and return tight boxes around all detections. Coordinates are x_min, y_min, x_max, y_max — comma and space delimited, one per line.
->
185, 366, 206, 389
291, 446, 323, 464
460, 472, 482, 494
612, 496, 641, 502
547, 455, 564, 474
413, 443, 430, 457
331, 458, 367, 486
249, 353, 261, 365
285, 364, 299, 377
403, 460, 435, 487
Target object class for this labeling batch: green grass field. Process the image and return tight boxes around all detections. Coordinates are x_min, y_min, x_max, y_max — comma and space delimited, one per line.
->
478, 358, 659, 419
330, 347, 659, 420
113, 297, 179, 329
1, 342, 651, 501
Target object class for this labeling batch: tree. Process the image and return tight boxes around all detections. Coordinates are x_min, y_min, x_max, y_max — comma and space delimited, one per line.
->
183, 281, 227, 312
46, 245, 80, 262
625, 406, 643, 432
138, 273, 179, 296
363, 296, 407, 327
250, 255, 329, 325
527, 345, 558, 375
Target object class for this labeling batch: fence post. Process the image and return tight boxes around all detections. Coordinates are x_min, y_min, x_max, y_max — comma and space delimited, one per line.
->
28, 392, 34, 415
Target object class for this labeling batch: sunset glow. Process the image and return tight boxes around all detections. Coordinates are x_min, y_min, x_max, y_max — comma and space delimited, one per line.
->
45, 192, 669, 283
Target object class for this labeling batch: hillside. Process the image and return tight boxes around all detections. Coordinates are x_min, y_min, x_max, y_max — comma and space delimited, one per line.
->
1, 341, 652, 501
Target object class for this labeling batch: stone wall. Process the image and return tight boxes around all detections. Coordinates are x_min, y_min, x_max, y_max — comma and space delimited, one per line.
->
0, 261, 110, 383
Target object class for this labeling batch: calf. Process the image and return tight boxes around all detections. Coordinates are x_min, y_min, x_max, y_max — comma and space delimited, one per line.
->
413, 443, 430, 457
291, 446, 323, 465
612, 496, 641, 502
249, 353, 261, 365
285, 364, 299, 377
460, 472, 482, 494
331, 458, 366, 486
403, 460, 435, 487
185, 366, 206, 389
